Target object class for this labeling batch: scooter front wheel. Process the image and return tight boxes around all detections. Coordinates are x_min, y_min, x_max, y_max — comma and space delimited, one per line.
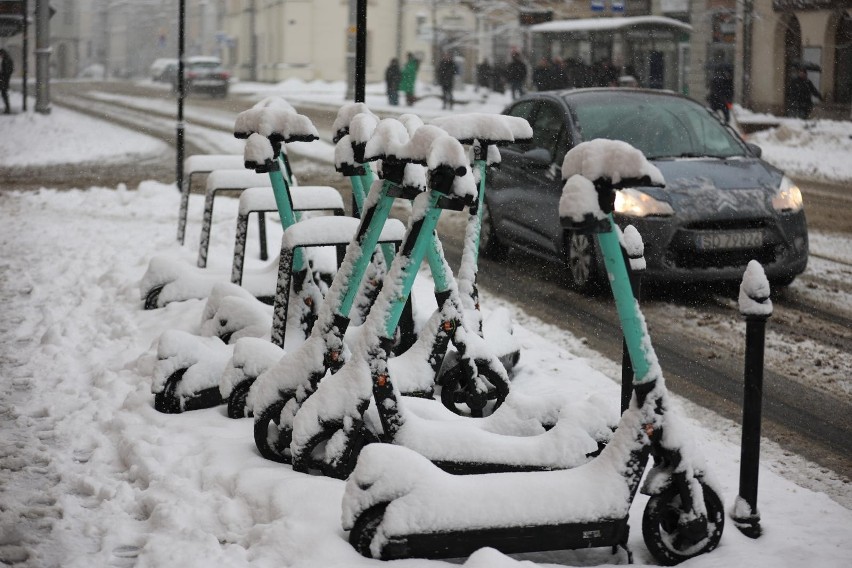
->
642, 480, 724, 565
253, 399, 291, 463
349, 503, 389, 558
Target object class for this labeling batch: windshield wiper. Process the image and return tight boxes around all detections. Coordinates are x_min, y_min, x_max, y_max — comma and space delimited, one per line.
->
651, 152, 731, 160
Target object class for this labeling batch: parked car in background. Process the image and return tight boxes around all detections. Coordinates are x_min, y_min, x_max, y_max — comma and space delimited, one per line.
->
149, 58, 178, 82
482, 88, 809, 293
172, 56, 230, 98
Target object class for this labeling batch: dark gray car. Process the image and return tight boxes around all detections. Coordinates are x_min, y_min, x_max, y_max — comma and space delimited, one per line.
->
482, 88, 808, 292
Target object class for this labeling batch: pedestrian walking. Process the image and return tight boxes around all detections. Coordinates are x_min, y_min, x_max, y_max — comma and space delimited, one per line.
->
0, 48, 13, 115
506, 50, 527, 100
385, 58, 401, 106
476, 59, 492, 93
707, 65, 734, 123
400, 52, 420, 107
492, 60, 507, 94
786, 65, 823, 119
533, 57, 551, 91
436, 52, 456, 110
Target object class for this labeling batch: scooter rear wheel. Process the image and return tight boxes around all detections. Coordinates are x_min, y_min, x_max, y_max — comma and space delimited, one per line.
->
226, 379, 254, 419
349, 503, 389, 558
253, 399, 291, 463
642, 480, 724, 565
439, 362, 507, 418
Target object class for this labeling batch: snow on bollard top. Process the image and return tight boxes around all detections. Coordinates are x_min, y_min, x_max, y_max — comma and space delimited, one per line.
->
561, 138, 664, 187
244, 133, 275, 171
364, 118, 410, 162
332, 102, 374, 143
559, 174, 606, 225
622, 225, 646, 272
739, 260, 773, 317
251, 95, 295, 112
430, 113, 531, 145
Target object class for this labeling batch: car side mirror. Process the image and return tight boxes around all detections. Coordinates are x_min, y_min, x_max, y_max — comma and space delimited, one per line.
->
746, 142, 762, 158
522, 147, 552, 169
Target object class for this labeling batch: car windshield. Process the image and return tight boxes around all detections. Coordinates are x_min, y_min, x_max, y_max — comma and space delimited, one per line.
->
569, 92, 746, 160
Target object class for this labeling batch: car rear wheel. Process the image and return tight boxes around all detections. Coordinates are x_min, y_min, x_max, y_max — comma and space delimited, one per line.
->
480, 203, 508, 261
563, 231, 602, 293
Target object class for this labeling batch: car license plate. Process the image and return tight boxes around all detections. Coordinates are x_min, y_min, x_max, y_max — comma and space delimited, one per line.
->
696, 230, 763, 250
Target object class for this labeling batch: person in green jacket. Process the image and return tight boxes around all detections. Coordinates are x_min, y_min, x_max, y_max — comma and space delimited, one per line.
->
400, 52, 420, 106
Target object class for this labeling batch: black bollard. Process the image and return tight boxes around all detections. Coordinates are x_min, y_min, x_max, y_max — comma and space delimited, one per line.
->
731, 261, 772, 538
620, 225, 645, 414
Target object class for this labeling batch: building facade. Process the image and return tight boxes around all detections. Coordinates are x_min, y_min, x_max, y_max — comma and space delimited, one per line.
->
738, 0, 851, 117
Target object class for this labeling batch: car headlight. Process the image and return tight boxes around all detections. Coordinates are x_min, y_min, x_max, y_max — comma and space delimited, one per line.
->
772, 176, 804, 213
615, 188, 674, 217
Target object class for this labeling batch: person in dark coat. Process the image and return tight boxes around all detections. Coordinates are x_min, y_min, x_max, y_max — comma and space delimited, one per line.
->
787, 66, 823, 119
436, 52, 456, 110
532, 57, 551, 91
505, 50, 527, 100
492, 60, 506, 93
476, 59, 492, 93
0, 49, 13, 114
385, 58, 401, 106
707, 66, 734, 123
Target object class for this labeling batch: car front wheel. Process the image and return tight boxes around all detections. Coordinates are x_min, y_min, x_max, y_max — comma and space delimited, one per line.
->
480, 203, 508, 261
563, 231, 602, 293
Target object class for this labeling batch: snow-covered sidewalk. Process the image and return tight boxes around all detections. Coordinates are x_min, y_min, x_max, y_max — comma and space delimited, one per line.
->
1, 85, 851, 567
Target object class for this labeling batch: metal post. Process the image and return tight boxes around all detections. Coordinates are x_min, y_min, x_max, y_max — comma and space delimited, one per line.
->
34, 0, 49, 114
176, 0, 186, 193
732, 265, 772, 538
355, 0, 366, 102
395, 0, 403, 62
249, 0, 257, 81
742, 0, 753, 108
21, 0, 28, 111
345, 0, 356, 100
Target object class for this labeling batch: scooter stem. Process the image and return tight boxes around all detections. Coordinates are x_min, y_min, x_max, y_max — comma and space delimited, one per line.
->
268, 160, 306, 273
596, 214, 654, 385
383, 192, 445, 339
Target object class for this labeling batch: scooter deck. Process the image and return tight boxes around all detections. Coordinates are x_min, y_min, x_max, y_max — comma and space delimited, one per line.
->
361, 512, 629, 560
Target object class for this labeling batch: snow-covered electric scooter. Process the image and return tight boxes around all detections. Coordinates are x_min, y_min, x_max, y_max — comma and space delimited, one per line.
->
286, 129, 624, 480
151, 108, 351, 413
141, 103, 339, 311
248, 117, 555, 463
342, 139, 725, 566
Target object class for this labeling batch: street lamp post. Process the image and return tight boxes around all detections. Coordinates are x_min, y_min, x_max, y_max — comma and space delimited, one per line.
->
176, 0, 186, 193
34, 0, 50, 114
